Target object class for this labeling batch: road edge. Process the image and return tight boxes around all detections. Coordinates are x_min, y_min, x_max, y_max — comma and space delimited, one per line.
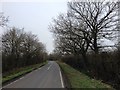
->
2, 62, 47, 87
57, 61, 72, 90
59, 66, 64, 88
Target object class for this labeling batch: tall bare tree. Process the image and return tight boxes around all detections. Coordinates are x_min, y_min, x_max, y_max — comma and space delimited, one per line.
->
68, 1, 118, 53
50, 14, 89, 69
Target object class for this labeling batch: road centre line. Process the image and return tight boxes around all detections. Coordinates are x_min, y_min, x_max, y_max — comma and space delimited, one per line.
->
47, 64, 52, 70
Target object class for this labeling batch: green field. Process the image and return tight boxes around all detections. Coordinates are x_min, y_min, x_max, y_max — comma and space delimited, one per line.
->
58, 62, 114, 89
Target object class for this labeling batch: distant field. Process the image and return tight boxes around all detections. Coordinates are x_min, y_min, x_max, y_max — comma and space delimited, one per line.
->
58, 62, 114, 89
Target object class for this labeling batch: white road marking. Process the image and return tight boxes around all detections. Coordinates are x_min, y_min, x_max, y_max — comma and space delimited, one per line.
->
3, 80, 18, 88
38, 68, 41, 70
59, 67, 64, 88
19, 77, 24, 80
3, 75, 26, 88
2, 67, 42, 88
47, 64, 52, 70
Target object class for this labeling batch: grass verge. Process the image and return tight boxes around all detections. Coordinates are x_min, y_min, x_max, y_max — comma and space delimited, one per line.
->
2, 61, 47, 84
58, 61, 114, 89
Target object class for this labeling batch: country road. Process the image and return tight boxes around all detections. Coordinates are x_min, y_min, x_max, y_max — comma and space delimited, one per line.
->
3, 61, 64, 88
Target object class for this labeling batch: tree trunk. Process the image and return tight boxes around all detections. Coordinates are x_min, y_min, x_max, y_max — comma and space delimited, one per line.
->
81, 52, 89, 72
94, 33, 99, 54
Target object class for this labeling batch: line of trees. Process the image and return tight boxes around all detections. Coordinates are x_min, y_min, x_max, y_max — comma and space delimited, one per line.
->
1, 14, 47, 73
2, 27, 47, 73
50, 1, 120, 89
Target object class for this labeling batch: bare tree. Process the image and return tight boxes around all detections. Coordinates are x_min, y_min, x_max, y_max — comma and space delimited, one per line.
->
0, 12, 8, 27
2, 27, 47, 72
68, 1, 118, 54
2, 27, 25, 70
50, 2, 120, 88
22, 32, 46, 65
50, 14, 89, 69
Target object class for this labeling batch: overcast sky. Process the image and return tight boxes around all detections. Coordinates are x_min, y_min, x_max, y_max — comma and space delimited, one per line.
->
1, 1, 67, 53
0, 0, 117, 53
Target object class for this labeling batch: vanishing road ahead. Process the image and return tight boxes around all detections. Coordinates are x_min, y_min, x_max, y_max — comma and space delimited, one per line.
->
3, 61, 64, 88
